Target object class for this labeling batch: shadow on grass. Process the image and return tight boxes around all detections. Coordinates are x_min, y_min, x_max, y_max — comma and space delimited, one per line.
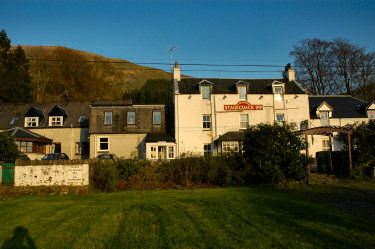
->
1, 226, 36, 249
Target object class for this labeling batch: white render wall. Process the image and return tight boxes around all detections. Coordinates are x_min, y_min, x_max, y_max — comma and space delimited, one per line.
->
90, 133, 147, 159
306, 118, 369, 158
175, 92, 310, 156
14, 164, 89, 186
32, 127, 89, 160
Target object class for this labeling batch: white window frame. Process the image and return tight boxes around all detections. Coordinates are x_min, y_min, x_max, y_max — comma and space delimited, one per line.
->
204, 144, 212, 155
322, 139, 330, 151
222, 141, 239, 153
24, 117, 38, 127
167, 146, 175, 159
104, 111, 112, 125
273, 86, 284, 101
202, 115, 211, 130
150, 146, 157, 159
276, 113, 285, 125
127, 111, 135, 125
75, 142, 82, 155
240, 114, 249, 129
153, 110, 161, 125
368, 110, 375, 119
201, 86, 211, 100
99, 137, 110, 152
320, 111, 330, 126
49, 116, 63, 127
238, 86, 247, 100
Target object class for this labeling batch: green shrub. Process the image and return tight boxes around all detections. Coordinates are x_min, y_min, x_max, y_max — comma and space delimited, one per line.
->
92, 160, 119, 192
244, 123, 309, 183
0, 131, 20, 163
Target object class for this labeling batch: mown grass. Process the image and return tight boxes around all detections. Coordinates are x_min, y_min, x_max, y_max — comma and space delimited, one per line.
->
0, 187, 374, 249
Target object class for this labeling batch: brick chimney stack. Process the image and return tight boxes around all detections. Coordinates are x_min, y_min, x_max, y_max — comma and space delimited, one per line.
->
283, 63, 295, 81
173, 62, 181, 81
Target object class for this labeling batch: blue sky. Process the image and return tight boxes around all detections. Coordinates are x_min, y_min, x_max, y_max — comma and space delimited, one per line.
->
1, 0, 375, 78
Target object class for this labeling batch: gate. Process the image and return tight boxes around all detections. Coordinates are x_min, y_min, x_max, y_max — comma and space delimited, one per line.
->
2, 163, 15, 185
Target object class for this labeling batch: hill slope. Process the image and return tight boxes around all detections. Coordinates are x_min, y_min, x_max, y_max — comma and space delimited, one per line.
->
15, 45, 172, 102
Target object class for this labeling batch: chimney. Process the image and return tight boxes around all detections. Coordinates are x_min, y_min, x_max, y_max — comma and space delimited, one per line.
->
173, 62, 181, 81
283, 63, 295, 81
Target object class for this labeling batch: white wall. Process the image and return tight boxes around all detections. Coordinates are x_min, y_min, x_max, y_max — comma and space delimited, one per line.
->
14, 164, 89, 186
306, 118, 369, 157
90, 133, 147, 159
33, 128, 89, 159
175, 92, 309, 156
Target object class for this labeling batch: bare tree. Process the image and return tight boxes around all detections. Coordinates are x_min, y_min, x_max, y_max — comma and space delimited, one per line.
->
353, 49, 375, 101
30, 60, 50, 102
290, 39, 334, 95
331, 38, 361, 95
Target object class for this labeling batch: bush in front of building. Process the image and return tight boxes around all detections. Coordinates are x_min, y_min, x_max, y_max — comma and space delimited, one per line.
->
91, 160, 119, 192
337, 120, 375, 175
243, 123, 309, 183
0, 131, 20, 163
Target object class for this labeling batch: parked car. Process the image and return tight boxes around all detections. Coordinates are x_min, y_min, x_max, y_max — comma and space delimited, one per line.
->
97, 154, 118, 160
19, 153, 31, 161
41, 153, 69, 160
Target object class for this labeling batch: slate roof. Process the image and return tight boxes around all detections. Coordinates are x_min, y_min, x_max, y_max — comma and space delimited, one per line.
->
215, 131, 245, 142
177, 78, 306, 95
145, 133, 176, 143
7, 127, 52, 142
309, 96, 370, 119
0, 102, 90, 130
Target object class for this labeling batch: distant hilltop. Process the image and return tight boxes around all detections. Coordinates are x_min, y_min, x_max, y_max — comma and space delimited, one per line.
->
11, 45, 172, 102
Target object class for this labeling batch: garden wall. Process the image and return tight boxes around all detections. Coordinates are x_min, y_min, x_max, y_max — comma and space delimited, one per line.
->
14, 164, 89, 186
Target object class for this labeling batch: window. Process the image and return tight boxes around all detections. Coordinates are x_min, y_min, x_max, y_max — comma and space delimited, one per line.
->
273, 86, 284, 101
104, 112, 112, 125
49, 116, 63, 126
276, 113, 285, 124
54, 143, 61, 153
78, 116, 86, 122
238, 86, 247, 100
75, 142, 82, 154
368, 110, 375, 119
240, 114, 249, 129
201, 86, 211, 100
10, 117, 18, 125
153, 111, 161, 125
274, 86, 283, 94
16, 141, 33, 153
150, 146, 157, 159
25, 117, 38, 127
99, 137, 109, 151
322, 139, 330, 151
168, 146, 175, 159
204, 144, 211, 155
202, 115, 211, 130
222, 141, 239, 153
320, 111, 330, 126
127, 111, 135, 125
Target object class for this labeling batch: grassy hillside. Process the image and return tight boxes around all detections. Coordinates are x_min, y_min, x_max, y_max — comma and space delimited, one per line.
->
0, 187, 374, 249
13, 45, 172, 102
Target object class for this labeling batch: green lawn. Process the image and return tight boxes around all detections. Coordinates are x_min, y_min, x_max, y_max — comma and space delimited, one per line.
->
0, 187, 374, 249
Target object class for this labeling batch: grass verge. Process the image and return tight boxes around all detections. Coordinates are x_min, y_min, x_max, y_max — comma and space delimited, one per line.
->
0, 186, 374, 249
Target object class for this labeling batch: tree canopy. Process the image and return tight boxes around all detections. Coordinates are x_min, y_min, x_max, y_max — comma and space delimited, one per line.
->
290, 38, 375, 100
0, 29, 32, 103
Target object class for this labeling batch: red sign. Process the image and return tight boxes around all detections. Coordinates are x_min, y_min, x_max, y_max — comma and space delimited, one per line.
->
224, 101, 263, 111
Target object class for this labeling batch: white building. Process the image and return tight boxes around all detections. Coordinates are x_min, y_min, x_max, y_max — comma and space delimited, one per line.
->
173, 63, 310, 157
305, 96, 375, 157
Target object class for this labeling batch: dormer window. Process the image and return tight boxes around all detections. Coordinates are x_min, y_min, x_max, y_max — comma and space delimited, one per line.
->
368, 110, 375, 119
201, 86, 211, 100
272, 83, 285, 102
25, 117, 38, 127
238, 86, 247, 100
49, 116, 63, 126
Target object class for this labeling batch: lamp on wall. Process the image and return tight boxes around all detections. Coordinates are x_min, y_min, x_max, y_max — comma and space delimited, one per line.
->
223, 95, 227, 99
259, 95, 263, 99
294, 95, 298, 99
188, 95, 191, 99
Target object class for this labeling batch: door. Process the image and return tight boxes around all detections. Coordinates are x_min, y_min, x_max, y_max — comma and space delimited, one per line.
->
158, 146, 166, 160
